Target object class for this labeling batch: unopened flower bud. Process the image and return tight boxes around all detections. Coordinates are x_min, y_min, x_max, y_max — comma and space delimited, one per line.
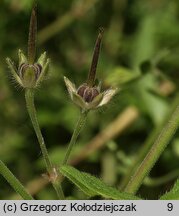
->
77, 83, 99, 103
6, 6, 50, 90
18, 63, 42, 88
64, 28, 117, 111
64, 76, 117, 110
6, 50, 50, 89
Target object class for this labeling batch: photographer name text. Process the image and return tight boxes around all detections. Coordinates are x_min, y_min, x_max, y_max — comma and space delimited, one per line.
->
2, 202, 137, 214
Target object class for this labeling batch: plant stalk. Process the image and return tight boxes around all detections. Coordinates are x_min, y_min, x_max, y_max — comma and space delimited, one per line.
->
0, 159, 33, 200
62, 110, 88, 165
124, 97, 179, 194
120, 96, 179, 190
25, 89, 65, 199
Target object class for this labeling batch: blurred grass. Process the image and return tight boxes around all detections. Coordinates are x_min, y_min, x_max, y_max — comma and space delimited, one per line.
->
0, 0, 179, 199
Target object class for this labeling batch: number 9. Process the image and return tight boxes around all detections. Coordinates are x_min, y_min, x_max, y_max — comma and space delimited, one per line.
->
167, 203, 173, 211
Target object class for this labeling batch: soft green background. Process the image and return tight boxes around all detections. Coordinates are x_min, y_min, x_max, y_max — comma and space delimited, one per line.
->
0, 0, 179, 199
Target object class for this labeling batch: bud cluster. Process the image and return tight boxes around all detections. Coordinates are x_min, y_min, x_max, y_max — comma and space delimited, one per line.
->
6, 6, 116, 109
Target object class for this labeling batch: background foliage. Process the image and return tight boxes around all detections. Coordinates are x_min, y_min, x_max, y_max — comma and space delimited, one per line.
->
0, 0, 179, 199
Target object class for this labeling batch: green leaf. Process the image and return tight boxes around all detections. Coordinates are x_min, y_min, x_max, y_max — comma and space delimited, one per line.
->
105, 67, 139, 87
160, 179, 179, 200
134, 73, 169, 125
60, 165, 140, 200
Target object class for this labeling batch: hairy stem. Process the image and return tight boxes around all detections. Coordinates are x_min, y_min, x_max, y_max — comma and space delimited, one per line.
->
25, 89, 52, 171
124, 96, 179, 194
25, 89, 64, 199
0, 159, 33, 200
119, 98, 178, 189
62, 110, 88, 165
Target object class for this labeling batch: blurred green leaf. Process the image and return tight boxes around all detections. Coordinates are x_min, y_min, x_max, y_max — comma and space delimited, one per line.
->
130, 13, 157, 69
134, 73, 169, 125
60, 165, 140, 200
105, 67, 138, 87
160, 179, 179, 200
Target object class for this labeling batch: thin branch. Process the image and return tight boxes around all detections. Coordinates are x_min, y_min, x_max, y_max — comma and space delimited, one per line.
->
62, 111, 88, 165
70, 106, 139, 165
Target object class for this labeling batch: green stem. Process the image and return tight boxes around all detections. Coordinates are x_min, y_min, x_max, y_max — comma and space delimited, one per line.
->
25, 89, 65, 199
0, 159, 33, 200
120, 94, 179, 190
124, 97, 179, 194
25, 89, 52, 171
52, 176, 65, 200
62, 110, 88, 165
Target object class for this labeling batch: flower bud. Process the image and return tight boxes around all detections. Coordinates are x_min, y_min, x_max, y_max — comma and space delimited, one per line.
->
77, 84, 99, 103
18, 63, 42, 88
6, 50, 50, 89
6, 6, 50, 89
64, 28, 117, 111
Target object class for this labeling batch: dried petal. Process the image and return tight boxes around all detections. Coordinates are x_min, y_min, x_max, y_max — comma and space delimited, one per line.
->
36, 57, 50, 86
37, 52, 47, 66
98, 88, 117, 107
18, 49, 27, 66
64, 76, 76, 99
87, 93, 103, 109
72, 92, 88, 109
6, 57, 23, 86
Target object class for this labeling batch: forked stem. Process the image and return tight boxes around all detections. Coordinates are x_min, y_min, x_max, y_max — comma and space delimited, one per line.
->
25, 89, 65, 199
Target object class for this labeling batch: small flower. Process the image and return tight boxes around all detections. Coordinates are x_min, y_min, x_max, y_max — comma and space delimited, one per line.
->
6, 50, 50, 89
64, 28, 117, 110
6, 5, 50, 89
64, 77, 116, 110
